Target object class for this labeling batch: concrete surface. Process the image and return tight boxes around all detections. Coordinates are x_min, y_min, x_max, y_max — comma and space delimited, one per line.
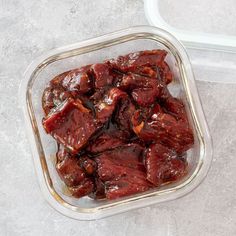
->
0, 0, 236, 235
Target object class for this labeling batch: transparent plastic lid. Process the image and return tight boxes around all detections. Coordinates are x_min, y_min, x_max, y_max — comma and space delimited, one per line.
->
144, 0, 236, 50
144, 0, 236, 83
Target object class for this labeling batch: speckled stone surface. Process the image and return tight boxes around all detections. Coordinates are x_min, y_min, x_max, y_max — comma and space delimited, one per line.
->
1, 1, 236, 235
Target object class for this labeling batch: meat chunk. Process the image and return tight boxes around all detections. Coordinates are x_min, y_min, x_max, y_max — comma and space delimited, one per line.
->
91, 63, 114, 89
163, 96, 189, 123
131, 88, 158, 107
56, 145, 94, 197
158, 61, 173, 85
95, 144, 145, 177
133, 66, 158, 78
95, 144, 152, 199
50, 71, 71, 87
56, 153, 86, 187
61, 65, 93, 94
68, 179, 94, 198
132, 106, 194, 154
42, 72, 72, 115
105, 172, 151, 200
107, 50, 167, 73
42, 67, 93, 115
86, 132, 125, 153
117, 73, 160, 91
90, 88, 106, 102
117, 73, 162, 106
131, 103, 162, 130
95, 88, 127, 123
114, 98, 136, 135
42, 86, 72, 115
107, 50, 172, 84
145, 143, 187, 186
43, 98, 98, 154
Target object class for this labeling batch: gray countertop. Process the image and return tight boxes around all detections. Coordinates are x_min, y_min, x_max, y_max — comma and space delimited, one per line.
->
1, 1, 236, 235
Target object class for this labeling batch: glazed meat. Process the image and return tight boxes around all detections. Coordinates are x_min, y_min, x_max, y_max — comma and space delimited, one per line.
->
86, 131, 125, 154
42, 98, 98, 154
42, 49, 194, 200
42, 67, 93, 115
117, 73, 162, 106
56, 145, 94, 197
95, 144, 152, 200
61, 65, 93, 94
94, 87, 127, 124
106, 50, 173, 84
92, 63, 114, 89
131, 103, 194, 154
145, 143, 187, 186
114, 98, 136, 135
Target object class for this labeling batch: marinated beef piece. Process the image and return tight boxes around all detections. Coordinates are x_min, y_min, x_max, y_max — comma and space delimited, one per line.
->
76, 94, 96, 115
61, 65, 93, 94
56, 145, 94, 197
56, 154, 86, 187
163, 96, 189, 123
91, 63, 114, 89
95, 144, 145, 175
95, 144, 151, 199
86, 119, 133, 154
42, 72, 71, 115
131, 88, 158, 107
95, 87, 127, 123
131, 103, 162, 130
43, 98, 98, 154
132, 106, 194, 154
117, 73, 162, 106
86, 132, 125, 153
50, 71, 71, 87
114, 98, 136, 134
107, 50, 172, 84
133, 66, 158, 78
42, 86, 72, 115
145, 143, 187, 186
104, 171, 151, 200
107, 50, 167, 73
42, 67, 93, 115
68, 179, 94, 198
158, 61, 173, 85
117, 73, 160, 91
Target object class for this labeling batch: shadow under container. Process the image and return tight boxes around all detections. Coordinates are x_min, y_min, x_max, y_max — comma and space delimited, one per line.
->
20, 26, 212, 220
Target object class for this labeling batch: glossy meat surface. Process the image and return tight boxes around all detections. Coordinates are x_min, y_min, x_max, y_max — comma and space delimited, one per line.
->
42, 49, 194, 200
61, 65, 93, 94
94, 87, 127, 123
117, 73, 162, 106
107, 50, 172, 84
56, 145, 94, 197
132, 104, 194, 154
95, 144, 152, 200
114, 98, 136, 135
86, 131, 125, 153
145, 143, 187, 186
43, 98, 97, 154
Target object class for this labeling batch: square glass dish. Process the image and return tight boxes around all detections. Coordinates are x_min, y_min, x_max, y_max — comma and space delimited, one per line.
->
20, 26, 212, 220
